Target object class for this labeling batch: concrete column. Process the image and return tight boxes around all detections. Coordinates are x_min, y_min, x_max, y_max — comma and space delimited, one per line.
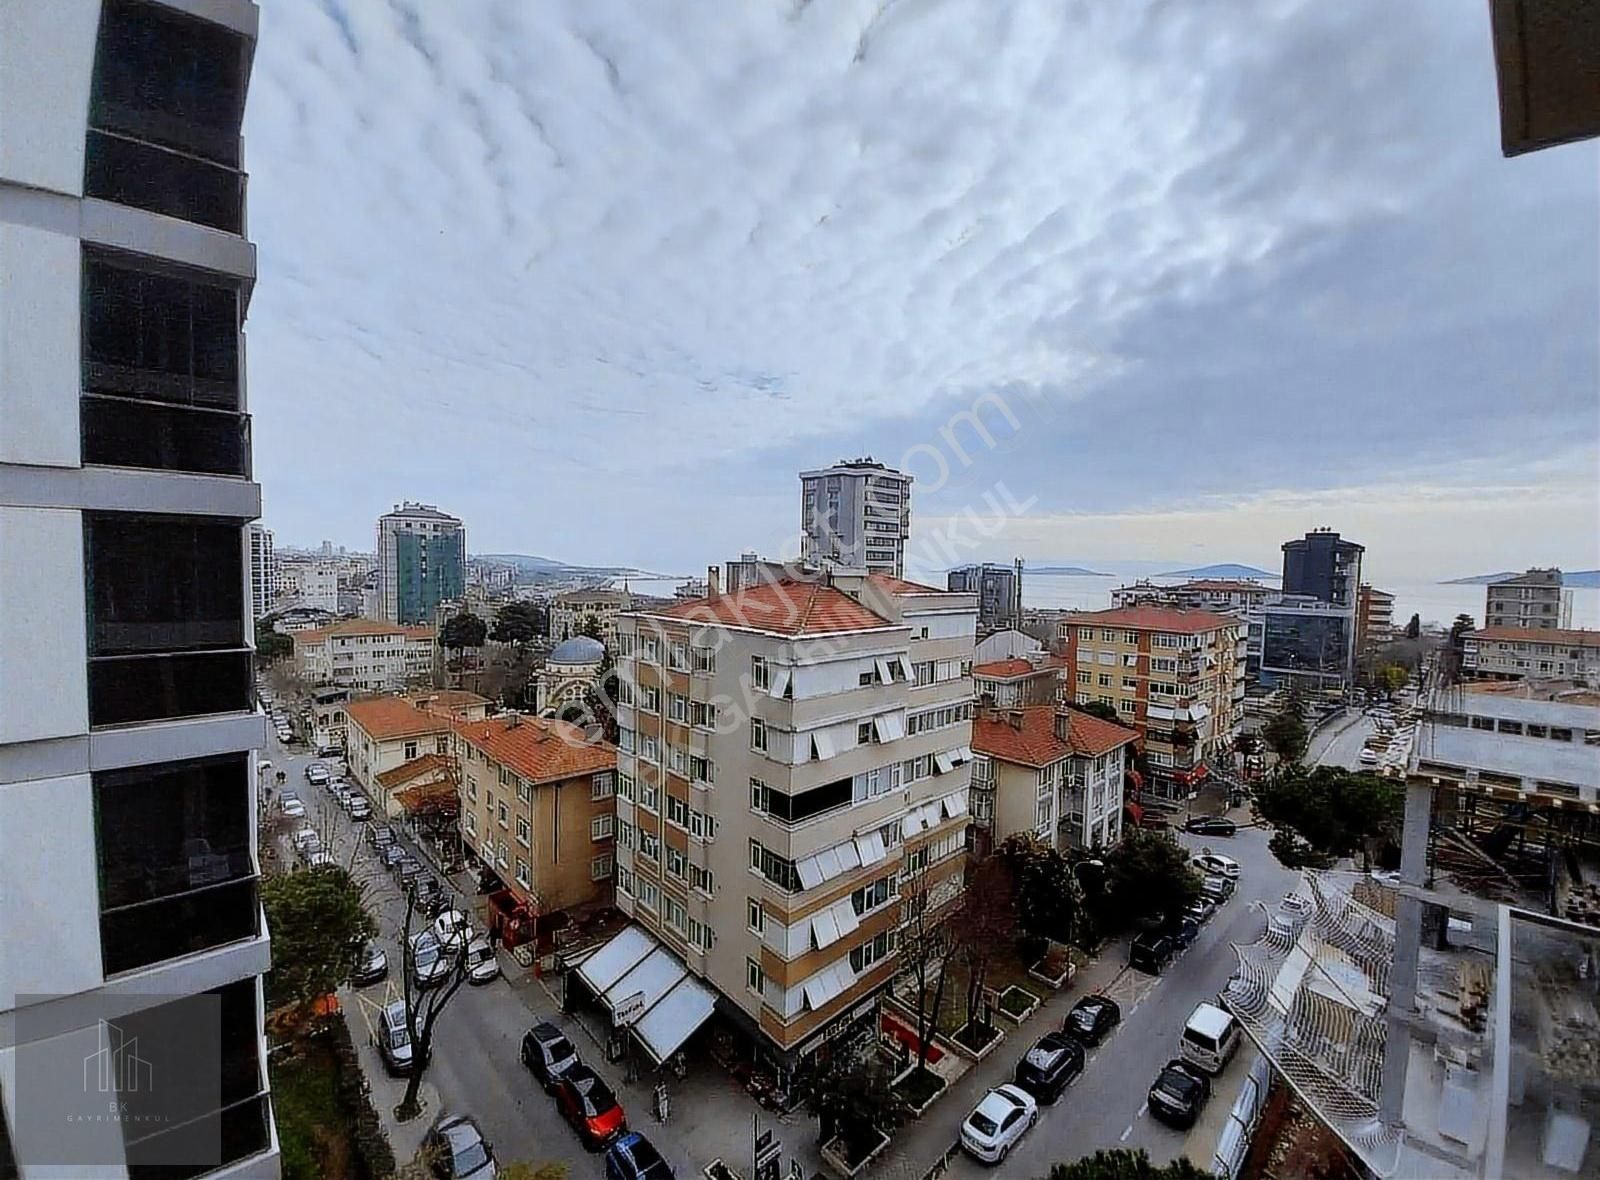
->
1381, 777, 1434, 1124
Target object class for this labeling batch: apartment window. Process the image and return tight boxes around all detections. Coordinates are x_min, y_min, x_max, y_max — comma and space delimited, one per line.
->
689, 755, 714, 785
591, 772, 615, 800
666, 845, 687, 879
616, 679, 635, 707
591, 854, 614, 881
616, 867, 634, 897
465, 812, 477, 835
617, 632, 636, 657
690, 864, 714, 895
748, 839, 802, 892
746, 958, 765, 995
1077, 670, 1091, 685
747, 899, 765, 933
404, 741, 418, 760
86, 513, 251, 726
1121, 678, 1137, 691
640, 684, 661, 713
638, 879, 660, 912
851, 873, 897, 917
690, 700, 717, 728
640, 781, 659, 812
857, 721, 873, 745
618, 727, 636, 753
592, 815, 615, 841
859, 669, 875, 687
95, 754, 257, 974
616, 819, 635, 851
751, 718, 768, 753
642, 636, 661, 663
752, 656, 770, 691
516, 858, 530, 888
666, 795, 689, 828
640, 830, 661, 860
692, 646, 716, 673
668, 642, 690, 671
618, 772, 635, 802
849, 930, 895, 973
687, 917, 714, 951
668, 693, 688, 722
689, 809, 716, 842
497, 801, 509, 828
661, 895, 688, 934
641, 734, 660, 762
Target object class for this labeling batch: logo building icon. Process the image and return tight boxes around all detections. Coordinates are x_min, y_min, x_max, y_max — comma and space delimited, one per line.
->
84, 1021, 154, 1094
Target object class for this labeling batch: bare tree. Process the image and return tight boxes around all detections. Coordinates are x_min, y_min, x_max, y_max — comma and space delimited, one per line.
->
948, 855, 1018, 1033
896, 867, 951, 1073
396, 894, 475, 1121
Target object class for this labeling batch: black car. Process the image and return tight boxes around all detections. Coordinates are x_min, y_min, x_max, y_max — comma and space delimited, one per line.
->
420, 1113, 496, 1178
1184, 816, 1237, 837
1012, 1033, 1084, 1104
1129, 932, 1176, 975
1166, 916, 1201, 951
1147, 1059, 1211, 1129
410, 875, 446, 914
352, 942, 388, 987
521, 1021, 580, 1091
605, 1132, 675, 1180
1063, 994, 1121, 1045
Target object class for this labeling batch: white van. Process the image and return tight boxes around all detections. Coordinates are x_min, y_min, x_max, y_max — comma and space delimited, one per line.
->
1180, 1002, 1241, 1075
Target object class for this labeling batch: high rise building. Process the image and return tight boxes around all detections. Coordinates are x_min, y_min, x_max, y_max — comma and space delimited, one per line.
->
946, 560, 1023, 632
799, 458, 913, 577
0, 1, 276, 1174
1485, 567, 1568, 630
1355, 583, 1396, 651
603, 571, 976, 1071
376, 502, 466, 624
1275, 529, 1364, 690
1280, 528, 1364, 607
248, 523, 275, 621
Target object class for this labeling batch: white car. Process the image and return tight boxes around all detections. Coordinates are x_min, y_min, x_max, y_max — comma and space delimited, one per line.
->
280, 794, 306, 819
306, 762, 330, 786
1192, 852, 1240, 880
432, 909, 474, 952
291, 827, 320, 852
465, 936, 500, 984
1358, 748, 1380, 765
960, 1084, 1037, 1164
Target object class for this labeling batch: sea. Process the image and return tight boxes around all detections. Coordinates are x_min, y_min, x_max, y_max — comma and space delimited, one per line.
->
614, 571, 1600, 631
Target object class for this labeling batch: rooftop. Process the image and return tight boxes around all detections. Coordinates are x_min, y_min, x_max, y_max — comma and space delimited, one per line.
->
293, 618, 434, 644
375, 753, 453, 789
1064, 604, 1238, 634
973, 657, 1061, 680
972, 705, 1138, 766
345, 695, 454, 741
456, 715, 615, 785
1173, 579, 1274, 593
405, 689, 490, 714
1468, 626, 1600, 648
645, 578, 896, 637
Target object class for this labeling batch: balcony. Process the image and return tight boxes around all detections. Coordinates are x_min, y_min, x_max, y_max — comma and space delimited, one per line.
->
89, 648, 254, 726
82, 396, 250, 478
100, 876, 260, 975
85, 128, 246, 235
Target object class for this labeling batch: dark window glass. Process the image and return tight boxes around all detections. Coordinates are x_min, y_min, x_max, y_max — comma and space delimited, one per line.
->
84, 255, 240, 409
95, 755, 253, 910
89, 650, 253, 727
100, 878, 258, 975
85, 515, 245, 656
82, 397, 250, 478
84, 130, 243, 235
761, 777, 851, 825
90, 0, 245, 167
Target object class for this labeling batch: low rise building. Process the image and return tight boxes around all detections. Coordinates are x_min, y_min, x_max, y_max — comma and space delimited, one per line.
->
1060, 606, 1245, 798
309, 686, 351, 751
345, 692, 489, 809
970, 705, 1138, 855
1485, 566, 1568, 630
1462, 625, 1600, 683
1356, 583, 1396, 651
454, 714, 618, 917
973, 628, 1043, 664
551, 587, 635, 648
973, 654, 1063, 708
293, 618, 435, 691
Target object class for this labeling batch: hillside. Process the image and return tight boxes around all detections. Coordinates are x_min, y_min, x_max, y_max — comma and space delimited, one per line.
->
1156, 563, 1277, 579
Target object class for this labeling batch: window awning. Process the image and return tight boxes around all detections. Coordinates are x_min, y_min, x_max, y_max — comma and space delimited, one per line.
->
951, 745, 973, 765
874, 658, 893, 685
810, 898, 860, 950
901, 808, 926, 837
942, 788, 969, 819
878, 712, 906, 742
632, 972, 717, 1065
795, 836, 862, 892
933, 750, 956, 775
811, 729, 836, 761
854, 829, 888, 866
800, 959, 856, 1011
769, 668, 792, 700
896, 654, 915, 682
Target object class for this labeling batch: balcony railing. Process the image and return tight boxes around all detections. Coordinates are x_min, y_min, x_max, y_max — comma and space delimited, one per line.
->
82, 396, 250, 478
85, 128, 245, 234
100, 876, 259, 975
89, 648, 253, 727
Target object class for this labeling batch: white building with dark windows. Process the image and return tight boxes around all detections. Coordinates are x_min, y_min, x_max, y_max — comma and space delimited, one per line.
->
799, 459, 913, 577
0, 1, 276, 1174
248, 523, 274, 621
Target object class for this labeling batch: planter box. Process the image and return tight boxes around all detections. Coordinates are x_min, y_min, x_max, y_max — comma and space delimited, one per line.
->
996, 985, 1041, 1024
890, 1064, 949, 1117
1029, 956, 1075, 991
704, 1161, 743, 1180
944, 1022, 1004, 1063
821, 1129, 891, 1178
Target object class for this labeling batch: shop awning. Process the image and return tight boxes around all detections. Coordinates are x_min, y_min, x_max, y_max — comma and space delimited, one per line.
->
576, 926, 718, 1065
575, 925, 655, 996
632, 973, 717, 1065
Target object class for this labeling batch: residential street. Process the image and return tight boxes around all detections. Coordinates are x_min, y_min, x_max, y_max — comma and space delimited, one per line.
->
266, 726, 1299, 1179
1305, 709, 1373, 770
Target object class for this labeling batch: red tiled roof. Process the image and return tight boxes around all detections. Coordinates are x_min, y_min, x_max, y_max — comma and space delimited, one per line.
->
397, 779, 458, 815
866, 573, 945, 594
972, 705, 1138, 767
1064, 605, 1236, 634
1174, 579, 1271, 593
294, 618, 434, 645
375, 753, 453, 790
456, 715, 616, 785
652, 579, 893, 636
345, 696, 453, 741
973, 658, 1062, 680
1470, 626, 1600, 648
406, 689, 489, 713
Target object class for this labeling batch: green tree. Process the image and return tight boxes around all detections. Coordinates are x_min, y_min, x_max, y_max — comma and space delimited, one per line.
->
999, 833, 1079, 948
1404, 613, 1421, 639
255, 618, 293, 666
1255, 764, 1404, 870
1102, 828, 1201, 927
440, 611, 488, 651
1075, 700, 1121, 724
261, 866, 377, 1016
577, 612, 604, 642
490, 601, 541, 647
804, 1032, 907, 1154
1379, 664, 1408, 693
1262, 702, 1308, 764
1039, 1148, 1216, 1179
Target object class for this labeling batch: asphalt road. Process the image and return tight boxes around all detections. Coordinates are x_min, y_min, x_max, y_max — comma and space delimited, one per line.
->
933, 823, 1300, 1179
1308, 711, 1375, 770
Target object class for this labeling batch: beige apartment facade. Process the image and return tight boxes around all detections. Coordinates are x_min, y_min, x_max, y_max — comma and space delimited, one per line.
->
611, 571, 977, 1067
293, 618, 435, 691
551, 587, 635, 649
455, 715, 618, 915
1060, 606, 1245, 798
1462, 626, 1600, 683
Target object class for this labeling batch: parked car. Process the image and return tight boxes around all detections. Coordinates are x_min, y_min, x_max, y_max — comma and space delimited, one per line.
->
959, 1084, 1038, 1164
296, 836, 325, 866
433, 909, 475, 952
1147, 1058, 1211, 1129
1358, 747, 1380, 765
1184, 816, 1237, 837
604, 1132, 674, 1180
1201, 874, 1235, 905
306, 849, 334, 868
553, 1063, 627, 1149
280, 793, 306, 819
374, 999, 418, 1076
352, 943, 388, 987
1062, 994, 1121, 1045
1184, 897, 1217, 926
411, 931, 452, 988
381, 844, 406, 870
397, 856, 425, 885
291, 827, 320, 853
332, 784, 353, 808
305, 762, 330, 786
409, 876, 446, 915
420, 1113, 496, 1178
1130, 931, 1176, 975
1166, 915, 1201, 951
1012, 1033, 1084, 1104
316, 744, 343, 759
522, 1022, 580, 1090
1180, 1002, 1243, 1075
465, 937, 500, 985
367, 824, 397, 849
347, 796, 371, 821
1191, 852, 1240, 879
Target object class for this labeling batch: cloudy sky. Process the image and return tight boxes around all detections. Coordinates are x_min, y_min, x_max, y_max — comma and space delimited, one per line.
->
245, 0, 1598, 582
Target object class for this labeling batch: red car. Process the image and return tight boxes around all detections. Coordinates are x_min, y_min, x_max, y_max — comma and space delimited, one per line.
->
553, 1063, 627, 1148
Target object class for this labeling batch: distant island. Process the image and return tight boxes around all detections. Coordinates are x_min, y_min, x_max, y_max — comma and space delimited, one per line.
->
1441, 570, 1600, 588
1156, 563, 1277, 579
1440, 571, 1519, 585
1027, 566, 1112, 577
